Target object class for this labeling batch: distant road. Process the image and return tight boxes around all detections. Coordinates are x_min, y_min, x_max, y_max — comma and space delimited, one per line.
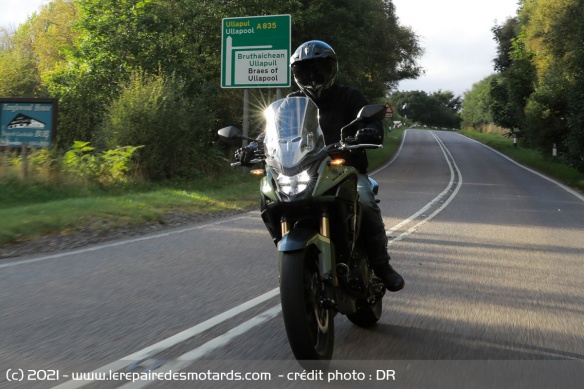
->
1, 129, 583, 389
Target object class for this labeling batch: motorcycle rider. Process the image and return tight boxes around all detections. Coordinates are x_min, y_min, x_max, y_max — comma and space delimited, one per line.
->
236, 40, 404, 292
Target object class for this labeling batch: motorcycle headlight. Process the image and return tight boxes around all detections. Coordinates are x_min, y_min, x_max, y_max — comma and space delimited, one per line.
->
277, 170, 312, 196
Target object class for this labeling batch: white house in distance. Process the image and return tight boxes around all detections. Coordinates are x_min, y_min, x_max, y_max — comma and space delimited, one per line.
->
7, 114, 45, 130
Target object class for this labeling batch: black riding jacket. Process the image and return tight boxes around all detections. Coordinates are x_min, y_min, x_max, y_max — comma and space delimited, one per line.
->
289, 84, 383, 173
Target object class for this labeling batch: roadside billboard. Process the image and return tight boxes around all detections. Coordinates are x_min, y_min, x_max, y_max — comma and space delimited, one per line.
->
0, 98, 57, 148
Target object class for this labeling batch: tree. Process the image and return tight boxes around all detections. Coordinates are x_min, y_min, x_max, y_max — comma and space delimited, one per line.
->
507, 0, 583, 163
0, 1, 80, 98
564, 6, 584, 171
0, 25, 41, 96
390, 90, 461, 128
492, 17, 518, 73
461, 76, 495, 130
99, 72, 223, 179
3, 0, 425, 178
432, 90, 461, 113
489, 18, 536, 135
30, 0, 80, 81
461, 0, 583, 172
290, 0, 423, 99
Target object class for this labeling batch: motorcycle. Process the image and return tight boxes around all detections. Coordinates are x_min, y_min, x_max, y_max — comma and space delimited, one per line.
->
218, 96, 387, 367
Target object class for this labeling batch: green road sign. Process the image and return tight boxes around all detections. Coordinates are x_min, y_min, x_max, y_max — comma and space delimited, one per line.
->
221, 14, 291, 88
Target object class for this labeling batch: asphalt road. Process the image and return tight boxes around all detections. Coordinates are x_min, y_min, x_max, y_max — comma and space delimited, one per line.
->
1, 129, 583, 389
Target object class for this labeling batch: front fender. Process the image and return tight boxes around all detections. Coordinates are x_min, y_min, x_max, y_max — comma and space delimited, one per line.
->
277, 228, 336, 283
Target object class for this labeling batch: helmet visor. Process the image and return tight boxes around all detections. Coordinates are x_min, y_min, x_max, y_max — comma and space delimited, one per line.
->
292, 59, 336, 87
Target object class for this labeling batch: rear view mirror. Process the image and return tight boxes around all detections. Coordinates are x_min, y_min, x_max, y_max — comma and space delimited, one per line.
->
218, 126, 258, 142
340, 104, 386, 140
357, 104, 386, 122
218, 126, 242, 140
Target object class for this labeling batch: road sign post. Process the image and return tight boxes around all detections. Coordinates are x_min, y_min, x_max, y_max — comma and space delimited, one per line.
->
384, 102, 393, 118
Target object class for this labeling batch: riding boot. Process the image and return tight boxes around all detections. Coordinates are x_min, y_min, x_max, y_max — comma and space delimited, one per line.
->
357, 174, 404, 292
365, 236, 405, 292
371, 261, 405, 292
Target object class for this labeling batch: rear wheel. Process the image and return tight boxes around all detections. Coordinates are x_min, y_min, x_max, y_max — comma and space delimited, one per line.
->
280, 248, 334, 366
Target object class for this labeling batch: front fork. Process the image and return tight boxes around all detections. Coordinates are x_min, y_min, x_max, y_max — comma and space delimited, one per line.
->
279, 212, 330, 237
320, 212, 330, 238
279, 212, 337, 287
280, 218, 290, 236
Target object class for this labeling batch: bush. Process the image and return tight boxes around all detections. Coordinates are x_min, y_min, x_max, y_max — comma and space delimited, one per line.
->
1, 142, 141, 187
98, 72, 225, 180
62, 141, 142, 186
62, 141, 99, 182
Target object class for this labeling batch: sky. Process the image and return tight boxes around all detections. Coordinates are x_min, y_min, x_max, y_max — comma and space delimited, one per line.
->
392, 0, 520, 96
1, 0, 520, 97
0, 0, 50, 29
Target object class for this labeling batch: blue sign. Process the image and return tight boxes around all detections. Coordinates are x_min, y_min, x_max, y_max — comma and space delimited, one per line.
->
0, 98, 57, 148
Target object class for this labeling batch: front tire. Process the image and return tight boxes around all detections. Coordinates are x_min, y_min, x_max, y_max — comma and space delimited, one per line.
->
280, 248, 334, 366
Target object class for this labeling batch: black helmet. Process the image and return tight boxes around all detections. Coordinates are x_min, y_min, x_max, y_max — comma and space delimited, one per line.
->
290, 40, 338, 101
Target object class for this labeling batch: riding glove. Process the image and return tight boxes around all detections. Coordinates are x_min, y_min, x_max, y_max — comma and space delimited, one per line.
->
355, 128, 382, 144
234, 143, 257, 166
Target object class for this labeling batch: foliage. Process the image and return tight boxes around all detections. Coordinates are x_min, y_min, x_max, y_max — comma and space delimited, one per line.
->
389, 90, 462, 128
492, 16, 518, 73
0, 25, 41, 96
1, 141, 141, 187
1, 147, 58, 183
289, 0, 423, 98
461, 76, 495, 129
99, 146, 144, 185
98, 72, 224, 180
30, 0, 80, 83
62, 140, 142, 185
565, 21, 584, 172
0, 0, 79, 98
461, 1, 584, 173
518, 0, 583, 165
1, 0, 424, 180
62, 140, 98, 180
489, 18, 536, 134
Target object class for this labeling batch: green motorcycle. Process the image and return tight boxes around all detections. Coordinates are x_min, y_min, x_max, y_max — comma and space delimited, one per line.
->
218, 96, 387, 367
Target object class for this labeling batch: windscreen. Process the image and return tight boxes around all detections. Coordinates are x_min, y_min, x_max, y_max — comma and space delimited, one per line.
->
263, 96, 325, 169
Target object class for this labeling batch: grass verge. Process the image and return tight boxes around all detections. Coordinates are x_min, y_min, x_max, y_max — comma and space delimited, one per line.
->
459, 129, 584, 192
0, 173, 260, 246
368, 127, 405, 170
0, 129, 405, 248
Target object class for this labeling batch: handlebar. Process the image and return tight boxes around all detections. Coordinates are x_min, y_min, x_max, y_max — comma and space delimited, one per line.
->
230, 158, 265, 167
326, 141, 383, 152
230, 143, 381, 167
342, 143, 383, 150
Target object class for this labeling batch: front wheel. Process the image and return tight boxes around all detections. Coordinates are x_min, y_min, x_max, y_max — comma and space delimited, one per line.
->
280, 248, 334, 366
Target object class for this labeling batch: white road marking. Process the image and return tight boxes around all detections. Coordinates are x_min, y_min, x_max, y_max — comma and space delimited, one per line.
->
389, 131, 463, 243
51, 288, 279, 389
118, 305, 283, 389
383, 130, 462, 243
0, 215, 256, 269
